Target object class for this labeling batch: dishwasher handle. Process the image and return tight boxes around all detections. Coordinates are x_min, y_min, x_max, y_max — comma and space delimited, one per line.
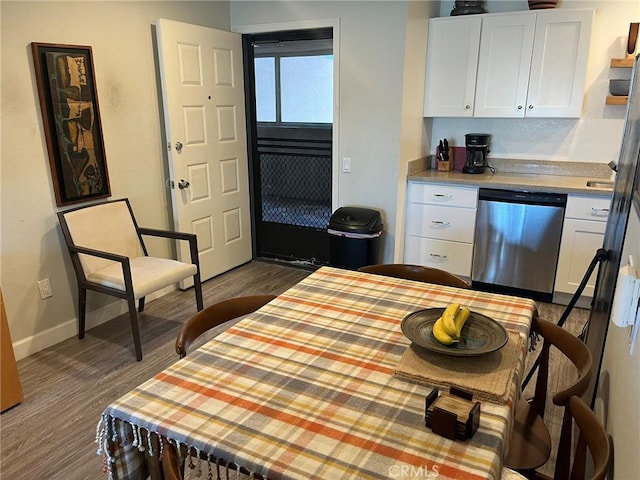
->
478, 188, 567, 207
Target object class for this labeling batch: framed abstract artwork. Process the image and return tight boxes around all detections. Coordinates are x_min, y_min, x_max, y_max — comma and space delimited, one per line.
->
31, 43, 111, 206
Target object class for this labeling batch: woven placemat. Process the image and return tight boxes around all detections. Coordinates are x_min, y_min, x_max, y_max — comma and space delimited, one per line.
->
394, 331, 523, 404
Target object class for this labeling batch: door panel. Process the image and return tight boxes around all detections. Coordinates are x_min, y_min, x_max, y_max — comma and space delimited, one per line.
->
156, 19, 252, 283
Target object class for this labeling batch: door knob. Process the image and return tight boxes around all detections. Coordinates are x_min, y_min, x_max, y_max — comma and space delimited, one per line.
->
175, 141, 183, 152
177, 179, 190, 189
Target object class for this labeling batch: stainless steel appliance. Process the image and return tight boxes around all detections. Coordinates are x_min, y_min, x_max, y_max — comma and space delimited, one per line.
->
463, 133, 490, 174
472, 188, 567, 302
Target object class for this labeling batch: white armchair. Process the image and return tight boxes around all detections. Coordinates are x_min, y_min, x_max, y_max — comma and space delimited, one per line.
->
58, 198, 203, 361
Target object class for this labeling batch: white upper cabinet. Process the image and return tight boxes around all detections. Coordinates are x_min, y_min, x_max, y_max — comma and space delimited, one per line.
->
476, 9, 593, 117
474, 14, 536, 117
526, 9, 594, 117
423, 16, 481, 117
424, 9, 593, 118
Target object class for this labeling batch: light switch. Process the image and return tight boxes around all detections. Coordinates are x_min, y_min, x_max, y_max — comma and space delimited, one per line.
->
342, 157, 351, 173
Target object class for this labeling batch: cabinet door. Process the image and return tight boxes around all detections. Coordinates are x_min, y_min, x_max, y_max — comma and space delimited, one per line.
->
423, 16, 481, 117
526, 9, 593, 118
474, 13, 536, 118
554, 218, 605, 297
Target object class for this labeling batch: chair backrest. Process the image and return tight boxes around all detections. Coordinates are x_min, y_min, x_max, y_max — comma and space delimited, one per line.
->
530, 317, 594, 480
566, 395, 611, 480
358, 264, 470, 288
58, 199, 145, 277
176, 295, 276, 358
530, 317, 593, 415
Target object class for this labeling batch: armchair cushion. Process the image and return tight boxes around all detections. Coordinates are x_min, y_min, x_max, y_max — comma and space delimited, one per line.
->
87, 257, 197, 299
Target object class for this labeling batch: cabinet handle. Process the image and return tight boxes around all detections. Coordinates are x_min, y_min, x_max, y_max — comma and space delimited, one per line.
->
431, 220, 451, 226
591, 207, 610, 216
429, 253, 448, 260
432, 193, 453, 199
528, 105, 534, 110
517, 105, 523, 110
465, 104, 471, 110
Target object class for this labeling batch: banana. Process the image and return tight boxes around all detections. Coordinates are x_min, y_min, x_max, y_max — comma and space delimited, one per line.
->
454, 307, 471, 338
440, 303, 460, 337
432, 317, 459, 345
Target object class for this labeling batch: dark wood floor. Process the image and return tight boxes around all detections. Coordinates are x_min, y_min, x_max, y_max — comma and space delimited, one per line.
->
0, 260, 588, 479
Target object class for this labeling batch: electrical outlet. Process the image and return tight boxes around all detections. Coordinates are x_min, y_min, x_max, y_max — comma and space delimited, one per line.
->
38, 278, 53, 299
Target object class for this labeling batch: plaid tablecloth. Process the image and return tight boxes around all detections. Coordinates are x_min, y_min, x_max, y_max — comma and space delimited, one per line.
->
98, 266, 537, 480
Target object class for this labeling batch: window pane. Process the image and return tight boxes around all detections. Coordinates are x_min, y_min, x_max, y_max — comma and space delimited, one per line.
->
281, 55, 333, 123
255, 57, 276, 122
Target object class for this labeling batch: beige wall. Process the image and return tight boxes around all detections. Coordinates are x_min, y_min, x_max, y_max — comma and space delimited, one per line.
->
231, 0, 434, 265
0, 1, 230, 359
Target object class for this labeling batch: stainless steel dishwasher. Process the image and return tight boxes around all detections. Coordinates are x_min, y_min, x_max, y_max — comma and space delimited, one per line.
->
472, 188, 567, 301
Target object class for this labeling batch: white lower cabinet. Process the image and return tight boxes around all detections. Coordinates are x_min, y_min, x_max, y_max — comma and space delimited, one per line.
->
405, 237, 474, 276
554, 194, 611, 301
404, 182, 478, 278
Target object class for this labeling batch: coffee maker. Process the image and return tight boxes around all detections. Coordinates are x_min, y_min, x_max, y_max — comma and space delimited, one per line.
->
463, 133, 490, 174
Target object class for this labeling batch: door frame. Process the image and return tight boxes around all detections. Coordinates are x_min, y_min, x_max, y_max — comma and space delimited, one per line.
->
232, 18, 341, 216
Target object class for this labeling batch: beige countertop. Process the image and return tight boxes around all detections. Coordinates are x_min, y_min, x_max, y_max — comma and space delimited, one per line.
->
407, 158, 614, 197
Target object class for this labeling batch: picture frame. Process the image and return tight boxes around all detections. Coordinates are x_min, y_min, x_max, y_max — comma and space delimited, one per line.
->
31, 43, 111, 206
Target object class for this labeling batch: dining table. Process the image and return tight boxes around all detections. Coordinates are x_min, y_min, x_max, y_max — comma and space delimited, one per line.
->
97, 266, 537, 480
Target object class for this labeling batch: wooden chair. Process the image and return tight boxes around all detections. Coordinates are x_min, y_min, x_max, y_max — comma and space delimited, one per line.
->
358, 263, 470, 288
160, 440, 181, 480
58, 198, 203, 361
565, 395, 611, 480
528, 395, 611, 480
505, 317, 593, 476
175, 294, 276, 358
164, 295, 275, 479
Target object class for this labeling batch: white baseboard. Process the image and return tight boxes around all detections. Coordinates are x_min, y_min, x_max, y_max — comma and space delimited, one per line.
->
12, 286, 174, 361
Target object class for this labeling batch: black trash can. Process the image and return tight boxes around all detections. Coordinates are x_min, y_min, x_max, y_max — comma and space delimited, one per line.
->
328, 207, 383, 270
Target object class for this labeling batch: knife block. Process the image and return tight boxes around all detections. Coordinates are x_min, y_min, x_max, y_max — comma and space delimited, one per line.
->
425, 387, 480, 441
436, 147, 454, 171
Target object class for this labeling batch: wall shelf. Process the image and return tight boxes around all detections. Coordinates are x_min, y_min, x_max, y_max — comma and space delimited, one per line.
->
610, 57, 634, 68
606, 95, 629, 105
606, 57, 634, 105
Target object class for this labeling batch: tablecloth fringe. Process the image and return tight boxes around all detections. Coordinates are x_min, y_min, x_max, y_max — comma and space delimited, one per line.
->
96, 414, 261, 480
166, 437, 259, 480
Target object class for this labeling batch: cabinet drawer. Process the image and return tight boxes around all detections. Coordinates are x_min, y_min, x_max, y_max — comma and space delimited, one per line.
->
404, 236, 473, 277
407, 204, 476, 242
408, 182, 478, 208
565, 195, 611, 221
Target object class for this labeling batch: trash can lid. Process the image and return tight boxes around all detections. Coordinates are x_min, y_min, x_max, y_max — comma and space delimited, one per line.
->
328, 207, 383, 233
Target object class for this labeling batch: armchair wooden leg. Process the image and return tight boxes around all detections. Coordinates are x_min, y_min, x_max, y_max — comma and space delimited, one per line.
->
138, 297, 146, 313
78, 287, 87, 339
127, 295, 143, 361
193, 273, 203, 312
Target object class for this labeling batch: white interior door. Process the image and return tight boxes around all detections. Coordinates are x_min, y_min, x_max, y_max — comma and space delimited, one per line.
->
156, 19, 252, 283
